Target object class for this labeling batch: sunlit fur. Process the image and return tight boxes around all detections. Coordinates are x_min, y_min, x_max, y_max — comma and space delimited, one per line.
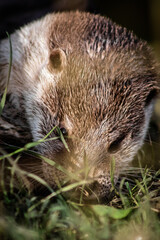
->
0, 12, 159, 199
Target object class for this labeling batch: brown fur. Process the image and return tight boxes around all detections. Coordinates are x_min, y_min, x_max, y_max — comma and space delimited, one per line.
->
0, 11, 159, 200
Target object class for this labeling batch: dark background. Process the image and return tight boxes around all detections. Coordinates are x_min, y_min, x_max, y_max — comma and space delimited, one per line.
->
0, 0, 160, 44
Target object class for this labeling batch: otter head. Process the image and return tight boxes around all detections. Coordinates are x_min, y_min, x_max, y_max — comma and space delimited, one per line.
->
17, 12, 159, 201
24, 47, 158, 201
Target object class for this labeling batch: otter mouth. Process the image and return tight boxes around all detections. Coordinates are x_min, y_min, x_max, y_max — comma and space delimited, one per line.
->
42, 157, 118, 203
61, 177, 117, 204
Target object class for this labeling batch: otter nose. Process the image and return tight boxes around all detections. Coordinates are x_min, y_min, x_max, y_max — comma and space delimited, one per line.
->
87, 177, 112, 198
65, 175, 115, 203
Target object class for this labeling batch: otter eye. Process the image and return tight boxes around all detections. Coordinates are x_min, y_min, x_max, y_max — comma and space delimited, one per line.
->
54, 127, 68, 137
108, 134, 126, 153
60, 127, 68, 136
145, 89, 157, 107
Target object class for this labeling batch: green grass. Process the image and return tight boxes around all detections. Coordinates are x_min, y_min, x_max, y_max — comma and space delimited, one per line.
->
0, 33, 160, 240
0, 177, 160, 240
0, 138, 160, 240
0, 32, 12, 115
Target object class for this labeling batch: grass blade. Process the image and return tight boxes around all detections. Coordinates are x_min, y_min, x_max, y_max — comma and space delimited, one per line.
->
0, 32, 12, 115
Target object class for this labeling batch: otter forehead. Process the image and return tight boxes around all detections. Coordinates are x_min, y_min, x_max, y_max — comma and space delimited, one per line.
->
45, 11, 158, 122
41, 50, 157, 134
50, 11, 142, 53
14, 11, 158, 148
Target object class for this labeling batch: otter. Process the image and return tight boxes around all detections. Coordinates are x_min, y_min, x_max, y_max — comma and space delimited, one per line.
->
0, 11, 159, 201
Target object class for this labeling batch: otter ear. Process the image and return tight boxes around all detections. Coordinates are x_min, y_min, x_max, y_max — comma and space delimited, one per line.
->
48, 48, 66, 73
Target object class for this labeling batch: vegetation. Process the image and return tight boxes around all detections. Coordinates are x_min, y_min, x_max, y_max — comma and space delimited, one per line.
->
0, 136, 160, 240
0, 33, 160, 240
